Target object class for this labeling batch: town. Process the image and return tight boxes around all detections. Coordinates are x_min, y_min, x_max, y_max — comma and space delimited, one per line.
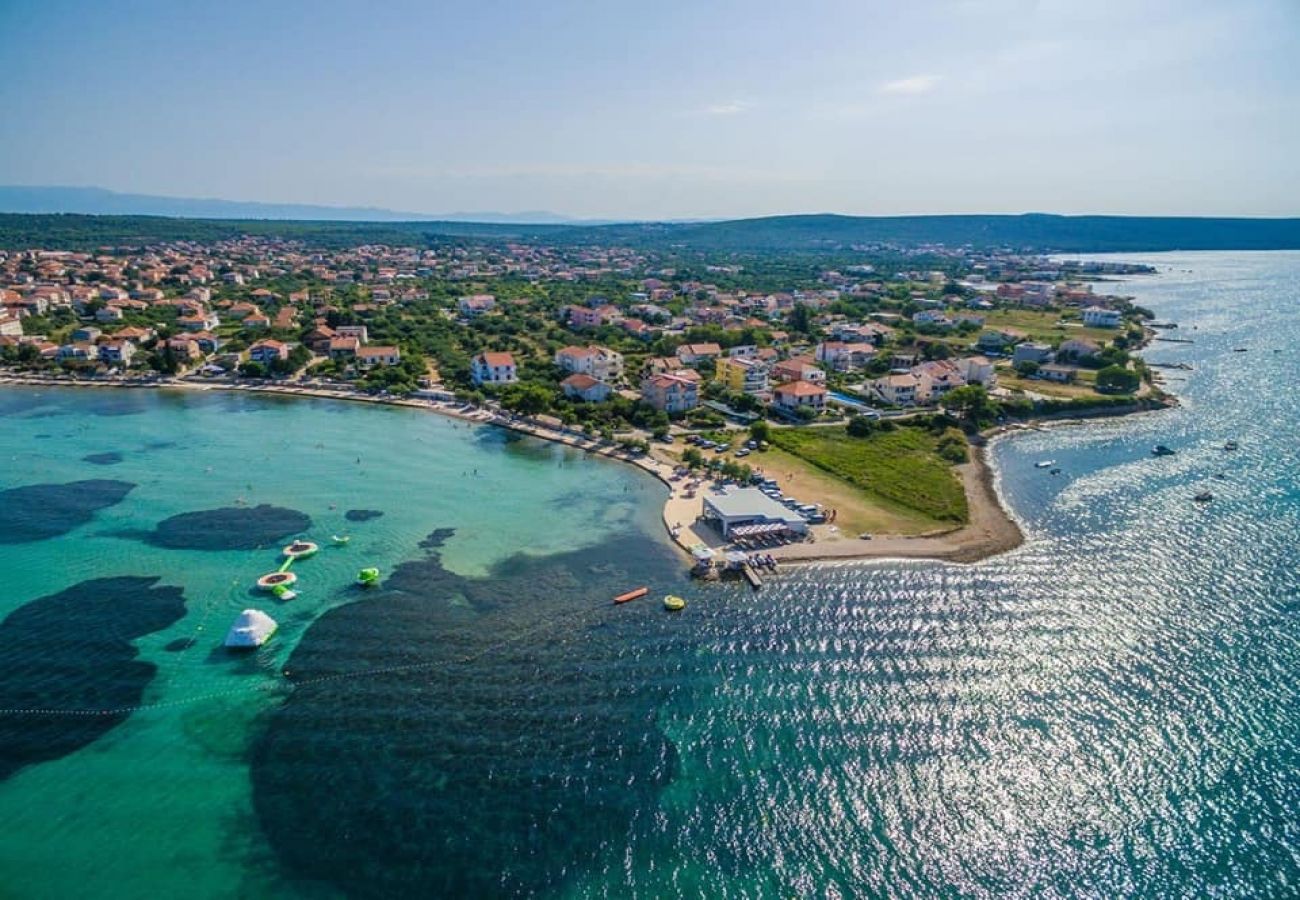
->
0, 231, 1162, 555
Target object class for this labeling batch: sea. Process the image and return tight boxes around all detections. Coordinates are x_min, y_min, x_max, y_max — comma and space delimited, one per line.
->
0, 250, 1297, 898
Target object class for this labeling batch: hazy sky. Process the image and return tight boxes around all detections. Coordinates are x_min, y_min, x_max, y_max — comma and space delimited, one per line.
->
1, 0, 1297, 219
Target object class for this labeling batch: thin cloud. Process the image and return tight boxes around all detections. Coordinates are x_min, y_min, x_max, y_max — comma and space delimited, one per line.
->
700, 100, 753, 116
877, 75, 942, 96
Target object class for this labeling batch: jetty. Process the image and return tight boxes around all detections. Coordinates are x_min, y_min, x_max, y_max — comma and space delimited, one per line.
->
740, 563, 763, 591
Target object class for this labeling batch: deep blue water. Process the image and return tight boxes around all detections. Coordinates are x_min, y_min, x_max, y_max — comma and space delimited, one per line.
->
0, 251, 1298, 897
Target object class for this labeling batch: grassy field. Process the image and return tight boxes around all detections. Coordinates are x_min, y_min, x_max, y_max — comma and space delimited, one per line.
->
767, 425, 969, 527
978, 309, 1121, 345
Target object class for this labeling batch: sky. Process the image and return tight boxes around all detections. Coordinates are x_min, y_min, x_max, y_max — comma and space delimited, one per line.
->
0, 0, 1297, 220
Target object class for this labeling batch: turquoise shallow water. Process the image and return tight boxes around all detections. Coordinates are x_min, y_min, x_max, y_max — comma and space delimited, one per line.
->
2, 251, 1299, 897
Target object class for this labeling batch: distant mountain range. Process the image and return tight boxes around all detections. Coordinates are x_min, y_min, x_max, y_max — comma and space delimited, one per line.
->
0, 185, 591, 225
0, 187, 1298, 253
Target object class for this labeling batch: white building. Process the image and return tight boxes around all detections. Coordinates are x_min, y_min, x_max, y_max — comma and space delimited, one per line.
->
1082, 306, 1122, 328
471, 351, 518, 386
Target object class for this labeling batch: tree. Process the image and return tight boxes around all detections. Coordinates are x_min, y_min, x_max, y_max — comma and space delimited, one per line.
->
500, 382, 555, 416
788, 302, 812, 335
682, 447, 703, 468
749, 420, 771, 443
846, 415, 877, 437
1015, 360, 1040, 377
943, 384, 994, 425
1096, 365, 1139, 393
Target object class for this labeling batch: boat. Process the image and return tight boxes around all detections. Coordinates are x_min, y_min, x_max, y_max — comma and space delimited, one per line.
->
331, 534, 351, 545
223, 609, 278, 649
282, 540, 319, 559
1193, 491, 1214, 503
613, 586, 648, 605
1035, 460, 1056, 469
272, 586, 298, 601
1152, 445, 1176, 457
1223, 441, 1239, 451
663, 594, 686, 611
1050, 468, 1061, 475
256, 570, 298, 592
356, 567, 380, 587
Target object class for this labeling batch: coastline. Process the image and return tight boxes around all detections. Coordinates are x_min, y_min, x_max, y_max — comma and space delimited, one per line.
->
0, 372, 1168, 567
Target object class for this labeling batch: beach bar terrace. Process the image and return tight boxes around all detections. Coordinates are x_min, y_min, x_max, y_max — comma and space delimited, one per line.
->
702, 487, 809, 539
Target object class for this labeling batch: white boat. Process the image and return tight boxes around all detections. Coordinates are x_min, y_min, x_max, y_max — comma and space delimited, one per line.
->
1035, 460, 1056, 468
224, 609, 278, 649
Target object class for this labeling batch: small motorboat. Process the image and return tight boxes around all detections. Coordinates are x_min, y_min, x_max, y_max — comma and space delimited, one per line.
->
331, 534, 351, 545
1193, 491, 1214, 503
1152, 445, 1176, 457
1035, 460, 1056, 469
1223, 441, 1239, 451
224, 609, 278, 649
613, 586, 648, 605
356, 567, 380, 587
1050, 468, 1061, 475
663, 594, 686, 611
283, 540, 319, 559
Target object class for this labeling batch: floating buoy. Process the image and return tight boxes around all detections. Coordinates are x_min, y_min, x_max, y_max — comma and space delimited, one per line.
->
663, 594, 686, 612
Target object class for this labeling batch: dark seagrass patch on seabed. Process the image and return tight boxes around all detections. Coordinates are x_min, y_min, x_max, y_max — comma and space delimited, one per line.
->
0, 576, 187, 782
344, 508, 383, 522
252, 528, 684, 898
82, 451, 124, 466
0, 479, 135, 543
144, 504, 311, 550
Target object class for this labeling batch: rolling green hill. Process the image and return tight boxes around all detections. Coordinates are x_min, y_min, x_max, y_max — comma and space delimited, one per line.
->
2, 211, 1298, 253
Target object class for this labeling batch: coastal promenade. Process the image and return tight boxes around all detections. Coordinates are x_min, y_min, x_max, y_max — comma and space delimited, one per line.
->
0, 371, 1025, 565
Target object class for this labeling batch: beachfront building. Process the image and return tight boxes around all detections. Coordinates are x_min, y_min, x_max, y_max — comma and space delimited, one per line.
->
471, 351, 518, 386
772, 380, 827, 414
702, 487, 809, 539
560, 373, 613, 402
641, 372, 699, 414
248, 339, 290, 364
98, 339, 136, 365
957, 355, 997, 387
554, 345, 624, 382
1082, 306, 1122, 327
1013, 342, 1054, 365
356, 346, 401, 367
716, 355, 769, 396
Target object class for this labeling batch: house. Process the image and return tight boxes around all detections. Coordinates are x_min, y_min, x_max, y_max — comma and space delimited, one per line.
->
872, 372, 921, 406
305, 325, 337, 353
335, 324, 369, 343
71, 325, 102, 343
912, 310, 953, 328
620, 317, 658, 341
814, 341, 875, 372
716, 355, 769, 396
329, 337, 360, 359
914, 360, 967, 399
554, 345, 624, 382
560, 373, 613, 402
957, 355, 997, 387
166, 337, 202, 361
675, 342, 723, 366
356, 346, 401, 367
1082, 306, 1122, 328
0, 314, 22, 337
248, 340, 290, 364
641, 372, 699, 414
56, 342, 97, 362
115, 325, 156, 344
98, 339, 136, 365
95, 305, 125, 323
1057, 338, 1101, 361
1038, 364, 1078, 383
471, 351, 518, 386
773, 380, 827, 414
243, 313, 271, 329
770, 356, 826, 385
565, 304, 618, 329
227, 301, 260, 320
458, 294, 496, 317
1013, 342, 1054, 365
